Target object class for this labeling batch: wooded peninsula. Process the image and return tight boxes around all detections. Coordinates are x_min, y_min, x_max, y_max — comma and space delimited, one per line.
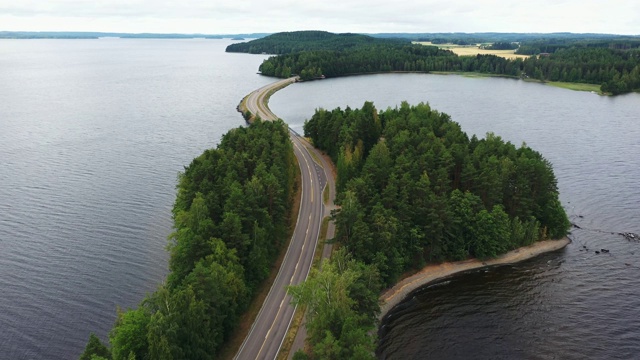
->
286, 101, 570, 359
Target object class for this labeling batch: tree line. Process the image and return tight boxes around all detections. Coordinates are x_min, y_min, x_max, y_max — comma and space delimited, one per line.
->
516, 38, 640, 55
80, 119, 297, 360
521, 47, 640, 94
485, 42, 519, 50
257, 44, 523, 80
255, 42, 640, 94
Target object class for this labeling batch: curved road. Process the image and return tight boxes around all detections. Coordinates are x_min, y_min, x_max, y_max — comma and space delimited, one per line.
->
235, 77, 332, 360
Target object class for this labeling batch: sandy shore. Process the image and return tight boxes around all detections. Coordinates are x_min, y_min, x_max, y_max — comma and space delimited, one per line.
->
379, 237, 571, 319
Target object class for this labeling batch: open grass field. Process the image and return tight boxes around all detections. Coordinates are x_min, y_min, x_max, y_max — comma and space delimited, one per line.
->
546, 81, 601, 93
414, 41, 530, 60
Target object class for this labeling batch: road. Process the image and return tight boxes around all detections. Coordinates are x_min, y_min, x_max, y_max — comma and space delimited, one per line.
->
235, 77, 332, 360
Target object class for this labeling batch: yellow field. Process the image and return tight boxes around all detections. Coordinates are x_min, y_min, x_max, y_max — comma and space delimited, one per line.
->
414, 41, 530, 60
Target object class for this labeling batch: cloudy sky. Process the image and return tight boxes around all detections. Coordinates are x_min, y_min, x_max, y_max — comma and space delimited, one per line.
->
1, 0, 638, 35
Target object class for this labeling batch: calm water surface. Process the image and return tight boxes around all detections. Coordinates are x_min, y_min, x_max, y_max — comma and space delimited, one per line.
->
0, 39, 269, 359
270, 74, 640, 359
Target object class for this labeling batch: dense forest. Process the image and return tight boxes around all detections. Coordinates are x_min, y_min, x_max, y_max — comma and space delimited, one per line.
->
80, 119, 297, 360
290, 101, 570, 358
304, 102, 570, 286
231, 31, 640, 94
225, 30, 407, 54
256, 44, 523, 79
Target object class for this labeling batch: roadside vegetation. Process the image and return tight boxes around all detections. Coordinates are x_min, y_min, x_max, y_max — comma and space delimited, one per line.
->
291, 101, 570, 358
80, 119, 298, 360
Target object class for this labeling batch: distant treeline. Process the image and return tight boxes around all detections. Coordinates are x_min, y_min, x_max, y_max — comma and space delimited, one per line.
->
522, 47, 640, 94
372, 32, 640, 44
516, 38, 640, 55
80, 119, 297, 360
225, 30, 408, 54
230, 31, 640, 94
305, 102, 570, 286
0, 31, 270, 39
256, 44, 523, 79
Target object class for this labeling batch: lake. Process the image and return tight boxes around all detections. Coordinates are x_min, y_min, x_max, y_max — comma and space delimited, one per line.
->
2, 41, 639, 359
0, 39, 268, 359
270, 73, 640, 359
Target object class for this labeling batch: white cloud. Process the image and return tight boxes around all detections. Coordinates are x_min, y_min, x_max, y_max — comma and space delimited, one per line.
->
0, 0, 638, 35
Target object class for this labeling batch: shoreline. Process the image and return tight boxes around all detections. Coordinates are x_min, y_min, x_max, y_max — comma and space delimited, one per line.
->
261, 71, 606, 94
379, 237, 571, 319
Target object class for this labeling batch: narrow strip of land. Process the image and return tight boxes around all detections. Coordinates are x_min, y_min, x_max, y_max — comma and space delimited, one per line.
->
242, 77, 298, 121
234, 77, 335, 360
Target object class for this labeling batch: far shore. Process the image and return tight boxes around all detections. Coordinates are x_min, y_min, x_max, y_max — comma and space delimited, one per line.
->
379, 237, 571, 319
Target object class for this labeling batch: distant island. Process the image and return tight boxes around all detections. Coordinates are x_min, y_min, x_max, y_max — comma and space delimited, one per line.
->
0, 31, 270, 39
225, 30, 408, 54
228, 30, 640, 95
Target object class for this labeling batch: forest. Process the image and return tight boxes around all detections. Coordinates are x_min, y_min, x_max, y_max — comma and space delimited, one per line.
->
304, 101, 570, 286
290, 101, 570, 358
230, 31, 640, 94
515, 38, 640, 55
80, 119, 297, 360
259, 43, 640, 94
225, 30, 407, 54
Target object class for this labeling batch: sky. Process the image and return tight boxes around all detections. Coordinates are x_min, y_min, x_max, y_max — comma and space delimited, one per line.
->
1, 0, 638, 35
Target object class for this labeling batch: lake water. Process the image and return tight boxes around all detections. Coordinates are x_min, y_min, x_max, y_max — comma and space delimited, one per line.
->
0, 39, 269, 359
270, 74, 640, 359
3, 41, 639, 359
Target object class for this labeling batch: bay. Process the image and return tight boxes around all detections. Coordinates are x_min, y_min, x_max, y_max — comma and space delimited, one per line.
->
270, 73, 640, 359
0, 39, 269, 359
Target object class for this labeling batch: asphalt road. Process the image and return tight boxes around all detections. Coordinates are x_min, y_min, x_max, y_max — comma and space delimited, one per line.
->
235, 77, 330, 360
